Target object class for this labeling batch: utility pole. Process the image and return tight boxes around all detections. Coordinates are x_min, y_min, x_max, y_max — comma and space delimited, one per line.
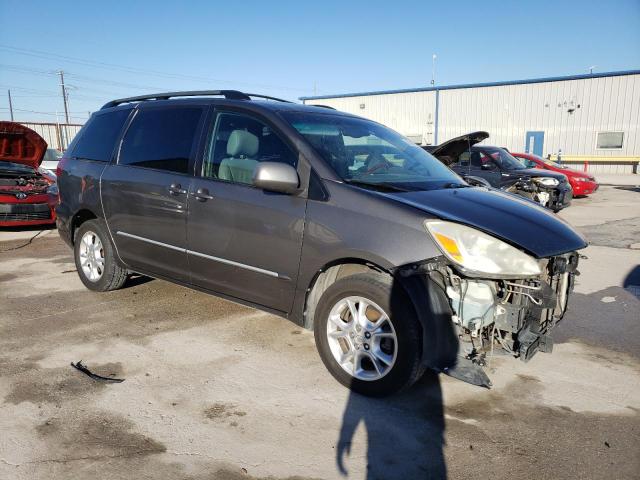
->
58, 70, 69, 123
431, 54, 437, 86
7, 89, 14, 121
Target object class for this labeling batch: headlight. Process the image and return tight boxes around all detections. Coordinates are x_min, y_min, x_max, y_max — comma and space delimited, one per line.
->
533, 177, 559, 187
46, 183, 59, 195
425, 220, 541, 277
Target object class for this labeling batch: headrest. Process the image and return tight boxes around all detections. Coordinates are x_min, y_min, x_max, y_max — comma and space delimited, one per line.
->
227, 130, 259, 158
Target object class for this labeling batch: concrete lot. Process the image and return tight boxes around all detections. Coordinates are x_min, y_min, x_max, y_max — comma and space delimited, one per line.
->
1, 186, 639, 480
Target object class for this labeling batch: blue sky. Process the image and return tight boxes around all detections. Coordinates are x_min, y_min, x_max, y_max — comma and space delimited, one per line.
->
1, 0, 639, 122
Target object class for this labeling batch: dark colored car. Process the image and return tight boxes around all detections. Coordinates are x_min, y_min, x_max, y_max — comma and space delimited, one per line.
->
513, 152, 599, 197
425, 132, 573, 212
0, 122, 58, 227
56, 91, 587, 396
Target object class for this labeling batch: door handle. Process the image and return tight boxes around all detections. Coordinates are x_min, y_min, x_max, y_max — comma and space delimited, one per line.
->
193, 187, 214, 202
168, 183, 187, 195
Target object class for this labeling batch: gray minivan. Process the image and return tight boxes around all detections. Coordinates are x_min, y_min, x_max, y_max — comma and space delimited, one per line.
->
56, 91, 587, 396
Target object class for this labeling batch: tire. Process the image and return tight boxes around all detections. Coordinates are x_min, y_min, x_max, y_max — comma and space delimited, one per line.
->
314, 273, 423, 397
74, 219, 127, 292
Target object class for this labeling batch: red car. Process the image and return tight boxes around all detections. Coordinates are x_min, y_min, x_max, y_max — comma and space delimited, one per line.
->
513, 152, 599, 197
0, 121, 58, 227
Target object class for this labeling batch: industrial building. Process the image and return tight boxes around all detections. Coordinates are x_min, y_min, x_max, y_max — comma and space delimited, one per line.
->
301, 70, 640, 174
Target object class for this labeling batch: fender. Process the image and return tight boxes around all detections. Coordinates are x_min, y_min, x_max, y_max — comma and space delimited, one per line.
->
395, 270, 459, 370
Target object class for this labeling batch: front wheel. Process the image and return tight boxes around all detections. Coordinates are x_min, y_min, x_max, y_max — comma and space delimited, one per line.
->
314, 273, 423, 397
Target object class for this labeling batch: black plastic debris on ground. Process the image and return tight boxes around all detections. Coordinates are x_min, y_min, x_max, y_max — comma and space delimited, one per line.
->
70, 360, 125, 383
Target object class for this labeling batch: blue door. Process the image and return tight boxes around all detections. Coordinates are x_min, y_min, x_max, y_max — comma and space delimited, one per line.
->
525, 131, 544, 157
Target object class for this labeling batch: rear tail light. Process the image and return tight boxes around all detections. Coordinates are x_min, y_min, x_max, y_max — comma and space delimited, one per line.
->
56, 155, 71, 177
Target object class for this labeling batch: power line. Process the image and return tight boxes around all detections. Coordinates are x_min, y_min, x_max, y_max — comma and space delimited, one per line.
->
0, 64, 167, 95
0, 106, 87, 121
0, 44, 314, 93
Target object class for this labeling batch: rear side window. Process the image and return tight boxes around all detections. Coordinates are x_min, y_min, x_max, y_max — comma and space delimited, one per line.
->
71, 109, 131, 161
119, 107, 203, 174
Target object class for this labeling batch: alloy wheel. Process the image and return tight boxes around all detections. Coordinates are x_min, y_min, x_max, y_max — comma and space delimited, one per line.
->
78, 230, 105, 282
326, 296, 398, 381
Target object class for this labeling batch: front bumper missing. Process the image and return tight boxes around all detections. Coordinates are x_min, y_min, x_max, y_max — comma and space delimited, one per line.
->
400, 252, 580, 387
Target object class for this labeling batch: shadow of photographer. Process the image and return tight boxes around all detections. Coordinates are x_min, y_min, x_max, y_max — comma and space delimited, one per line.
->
336, 370, 447, 479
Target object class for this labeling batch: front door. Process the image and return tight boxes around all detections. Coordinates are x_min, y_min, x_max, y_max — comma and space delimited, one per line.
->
186, 110, 307, 313
525, 131, 545, 157
101, 104, 205, 282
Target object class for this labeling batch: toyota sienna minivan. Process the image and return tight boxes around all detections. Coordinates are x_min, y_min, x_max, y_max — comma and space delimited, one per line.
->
56, 91, 587, 396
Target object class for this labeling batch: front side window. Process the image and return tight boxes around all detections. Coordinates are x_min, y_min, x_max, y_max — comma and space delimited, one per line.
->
202, 112, 297, 185
283, 112, 461, 191
474, 147, 525, 171
119, 107, 203, 174
72, 109, 131, 162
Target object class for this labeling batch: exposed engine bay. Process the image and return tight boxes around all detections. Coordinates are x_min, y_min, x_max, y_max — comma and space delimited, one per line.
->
504, 176, 565, 210
0, 170, 53, 195
425, 252, 580, 386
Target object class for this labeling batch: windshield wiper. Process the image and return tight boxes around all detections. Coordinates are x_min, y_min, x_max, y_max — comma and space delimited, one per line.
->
443, 182, 471, 189
343, 179, 409, 192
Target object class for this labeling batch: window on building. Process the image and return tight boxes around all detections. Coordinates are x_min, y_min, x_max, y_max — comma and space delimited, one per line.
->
596, 132, 624, 149
119, 107, 203, 174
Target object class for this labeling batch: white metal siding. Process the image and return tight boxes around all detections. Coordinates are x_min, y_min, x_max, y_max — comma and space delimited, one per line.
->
304, 73, 640, 158
308, 91, 437, 145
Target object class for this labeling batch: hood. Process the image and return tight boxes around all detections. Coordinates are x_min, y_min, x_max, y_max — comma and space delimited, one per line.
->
0, 121, 48, 169
381, 187, 586, 258
504, 168, 568, 182
426, 131, 489, 165
512, 153, 592, 180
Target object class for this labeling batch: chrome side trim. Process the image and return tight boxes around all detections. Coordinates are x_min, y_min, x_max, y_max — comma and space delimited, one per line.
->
116, 231, 186, 253
186, 249, 280, 278
115, 231, 283, 279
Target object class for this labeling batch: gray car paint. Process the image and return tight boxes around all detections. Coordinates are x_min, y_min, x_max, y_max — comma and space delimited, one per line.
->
57, 98, 586, 341
186, 176, 306, 312
100, 165, 191, 282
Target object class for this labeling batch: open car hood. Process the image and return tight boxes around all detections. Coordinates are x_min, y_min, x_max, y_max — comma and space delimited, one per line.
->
0, 121, 48, 169
426, 131, 489, 165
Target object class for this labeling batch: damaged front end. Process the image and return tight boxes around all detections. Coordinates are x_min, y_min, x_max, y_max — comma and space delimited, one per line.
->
403, 219, 583, 388
504, 176, 571, 211
445, 252, 577, 372
0, 170, 53, 196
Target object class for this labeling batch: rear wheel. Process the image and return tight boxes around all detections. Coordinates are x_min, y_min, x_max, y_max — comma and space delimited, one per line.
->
314, 273, 423, 397
74, 219, 127, 291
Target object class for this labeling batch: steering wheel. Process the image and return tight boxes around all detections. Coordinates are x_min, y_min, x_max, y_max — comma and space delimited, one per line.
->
362, 152, 393, 175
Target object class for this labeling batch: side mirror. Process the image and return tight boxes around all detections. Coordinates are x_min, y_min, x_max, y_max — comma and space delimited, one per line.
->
252, 162, 300, 194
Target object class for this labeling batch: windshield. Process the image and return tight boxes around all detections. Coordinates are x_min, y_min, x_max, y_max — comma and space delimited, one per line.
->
542, 157, 568, 169
44, 149, 61, 161
283, 112, 463, 191
475, 146, 527, 171
0, 161, 35, 174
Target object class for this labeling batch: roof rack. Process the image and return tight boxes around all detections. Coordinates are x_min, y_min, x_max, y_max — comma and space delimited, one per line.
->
245, 93, 292, 103
101, 90, 291, 109
310, 104, 336, 110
